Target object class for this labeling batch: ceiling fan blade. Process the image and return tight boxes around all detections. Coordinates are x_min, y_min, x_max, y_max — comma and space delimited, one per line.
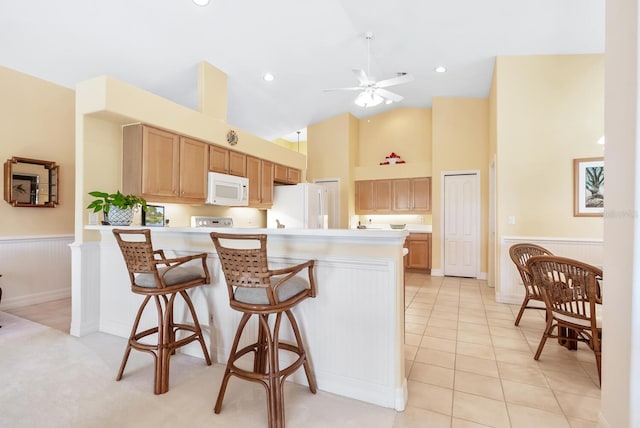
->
375, 88, 404, 102
352, 69, 371, 85
323, 87, 364, 92
375, 73, 414, 88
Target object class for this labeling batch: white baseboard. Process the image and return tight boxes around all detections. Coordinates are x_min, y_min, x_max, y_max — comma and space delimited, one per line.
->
427, 269, 487, 281
0, 288, 70, 310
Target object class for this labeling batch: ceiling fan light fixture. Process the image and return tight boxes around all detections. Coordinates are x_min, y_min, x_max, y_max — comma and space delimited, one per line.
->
192, 0, 210, 6
354, 91, 383, 108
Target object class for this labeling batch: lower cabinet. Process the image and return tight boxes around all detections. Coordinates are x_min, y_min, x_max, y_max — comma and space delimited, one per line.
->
405, 233, 432, 271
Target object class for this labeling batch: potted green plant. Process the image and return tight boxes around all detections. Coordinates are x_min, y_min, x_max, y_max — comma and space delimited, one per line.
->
87, 190, 147, 226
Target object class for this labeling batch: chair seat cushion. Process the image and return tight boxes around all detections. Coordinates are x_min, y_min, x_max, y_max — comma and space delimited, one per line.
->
134, 266, 206, 288
234, 276, 309, 305
554, 303, 602, 328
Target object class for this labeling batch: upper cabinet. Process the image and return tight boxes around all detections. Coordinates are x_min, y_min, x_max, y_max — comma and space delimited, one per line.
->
356, 177, 431, 214
274, 163, 301, 184
209, 145, 246, 177
392, 177, 431, 212
208, 145, 229, 173
355, 180, 392, 212
123, 124, 300, 208
246, 156, 274, 208
179, 137, 209, 200
123, 124, 207, 204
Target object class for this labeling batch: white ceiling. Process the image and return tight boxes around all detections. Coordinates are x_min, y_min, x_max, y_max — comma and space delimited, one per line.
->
1, 0, 604, 142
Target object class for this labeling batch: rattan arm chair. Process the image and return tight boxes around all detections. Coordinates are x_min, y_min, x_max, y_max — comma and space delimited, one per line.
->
509, 243, 554, 326
210, 232, 317, 428
526, 255, 603, 384
112, 228, 212, 394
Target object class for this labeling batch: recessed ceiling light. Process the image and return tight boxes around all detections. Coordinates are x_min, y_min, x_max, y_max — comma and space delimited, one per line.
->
263, 73, 275, 82
434, 66, 447, 73
192, 0, 210, 6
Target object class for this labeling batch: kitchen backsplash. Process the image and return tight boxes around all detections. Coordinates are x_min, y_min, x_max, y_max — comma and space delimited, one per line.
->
135, 203, 266, 228
353, 214, 433, 229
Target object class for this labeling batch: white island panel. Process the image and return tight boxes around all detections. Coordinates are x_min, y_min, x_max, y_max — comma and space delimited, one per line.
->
74, 226, 408, 410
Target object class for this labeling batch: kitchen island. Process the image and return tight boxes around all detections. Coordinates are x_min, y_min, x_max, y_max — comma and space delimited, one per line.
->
72, 226, 408, 411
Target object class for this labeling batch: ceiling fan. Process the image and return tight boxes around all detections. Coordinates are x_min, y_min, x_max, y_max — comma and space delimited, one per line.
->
324, 32, 414, 108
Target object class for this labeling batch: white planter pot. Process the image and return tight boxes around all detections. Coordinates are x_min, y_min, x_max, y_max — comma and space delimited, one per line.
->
106, 206, 134, 226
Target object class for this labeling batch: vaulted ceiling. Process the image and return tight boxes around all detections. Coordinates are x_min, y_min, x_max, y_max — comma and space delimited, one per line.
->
0, 0, 604, 141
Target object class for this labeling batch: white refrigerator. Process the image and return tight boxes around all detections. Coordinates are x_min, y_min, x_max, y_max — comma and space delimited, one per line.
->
267, 183, 328, 229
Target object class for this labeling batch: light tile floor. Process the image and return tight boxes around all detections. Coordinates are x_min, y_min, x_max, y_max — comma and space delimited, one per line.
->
6, 272, 601, 427
400, 272, 601, 428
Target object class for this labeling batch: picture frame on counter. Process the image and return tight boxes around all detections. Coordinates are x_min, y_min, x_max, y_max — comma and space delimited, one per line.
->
142, 205, 165, 226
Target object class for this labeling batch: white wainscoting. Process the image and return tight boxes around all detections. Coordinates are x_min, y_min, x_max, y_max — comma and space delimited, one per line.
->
498, 236, 603, 304
0, 235, 73, 309
84, 227, 408, 411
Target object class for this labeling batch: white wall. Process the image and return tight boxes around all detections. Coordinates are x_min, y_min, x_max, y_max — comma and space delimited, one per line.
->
600, 1, 640, 427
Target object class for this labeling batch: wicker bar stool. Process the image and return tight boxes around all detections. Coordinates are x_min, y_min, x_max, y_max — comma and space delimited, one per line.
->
210, 232, 317, 428
112, 228, 212, 394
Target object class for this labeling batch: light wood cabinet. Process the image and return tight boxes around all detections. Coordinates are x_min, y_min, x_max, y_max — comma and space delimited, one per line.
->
411, 177, 431, 212
247, 156, 274, 208
123, 124, 207, 203
405, 233, 432, 271
393, 177, 431, 212
209, 146, 246, 176
179, 137, 209, 200
357, 177, 431, 214
209, 145, 229, 173
355, 180, 374, 212
229, 151, 246, 176
356, 179, 393, 212
274, 164, 301, 184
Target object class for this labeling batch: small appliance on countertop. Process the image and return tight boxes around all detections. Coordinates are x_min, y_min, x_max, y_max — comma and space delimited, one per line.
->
191, 216, 234, 228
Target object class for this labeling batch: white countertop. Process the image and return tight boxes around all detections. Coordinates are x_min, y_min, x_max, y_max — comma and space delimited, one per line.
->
85, 224, 410, 246
353, 224, 432, 233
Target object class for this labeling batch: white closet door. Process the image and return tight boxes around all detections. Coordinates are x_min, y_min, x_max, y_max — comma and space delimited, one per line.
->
443, 173, 478, 278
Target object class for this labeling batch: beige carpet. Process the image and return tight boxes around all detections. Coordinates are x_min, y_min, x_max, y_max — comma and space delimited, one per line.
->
0, 311, 396, 428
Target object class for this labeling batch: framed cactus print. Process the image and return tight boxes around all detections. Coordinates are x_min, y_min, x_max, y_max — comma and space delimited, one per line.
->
574, 157, 604, 217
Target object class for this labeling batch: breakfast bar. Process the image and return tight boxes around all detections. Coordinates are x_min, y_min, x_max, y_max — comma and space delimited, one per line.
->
75, 226, 409, 411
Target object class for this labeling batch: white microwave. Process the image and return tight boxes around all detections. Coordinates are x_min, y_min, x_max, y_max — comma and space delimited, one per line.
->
206, 172, 249, 206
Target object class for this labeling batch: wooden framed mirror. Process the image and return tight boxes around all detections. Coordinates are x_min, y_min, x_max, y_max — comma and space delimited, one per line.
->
4, 157, 59, 207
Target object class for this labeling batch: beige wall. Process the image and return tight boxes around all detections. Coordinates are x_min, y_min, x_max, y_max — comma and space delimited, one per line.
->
493, 54, 604, 291
431, 98, 490, 273
0, 66, 75, 237
358, 108, 432, 167
307, 113, 358, 228
355, 108, 432, 180
272, 137, 307, 155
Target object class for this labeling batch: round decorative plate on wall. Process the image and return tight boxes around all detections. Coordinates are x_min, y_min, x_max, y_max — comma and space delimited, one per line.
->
226, 130, 238, 146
